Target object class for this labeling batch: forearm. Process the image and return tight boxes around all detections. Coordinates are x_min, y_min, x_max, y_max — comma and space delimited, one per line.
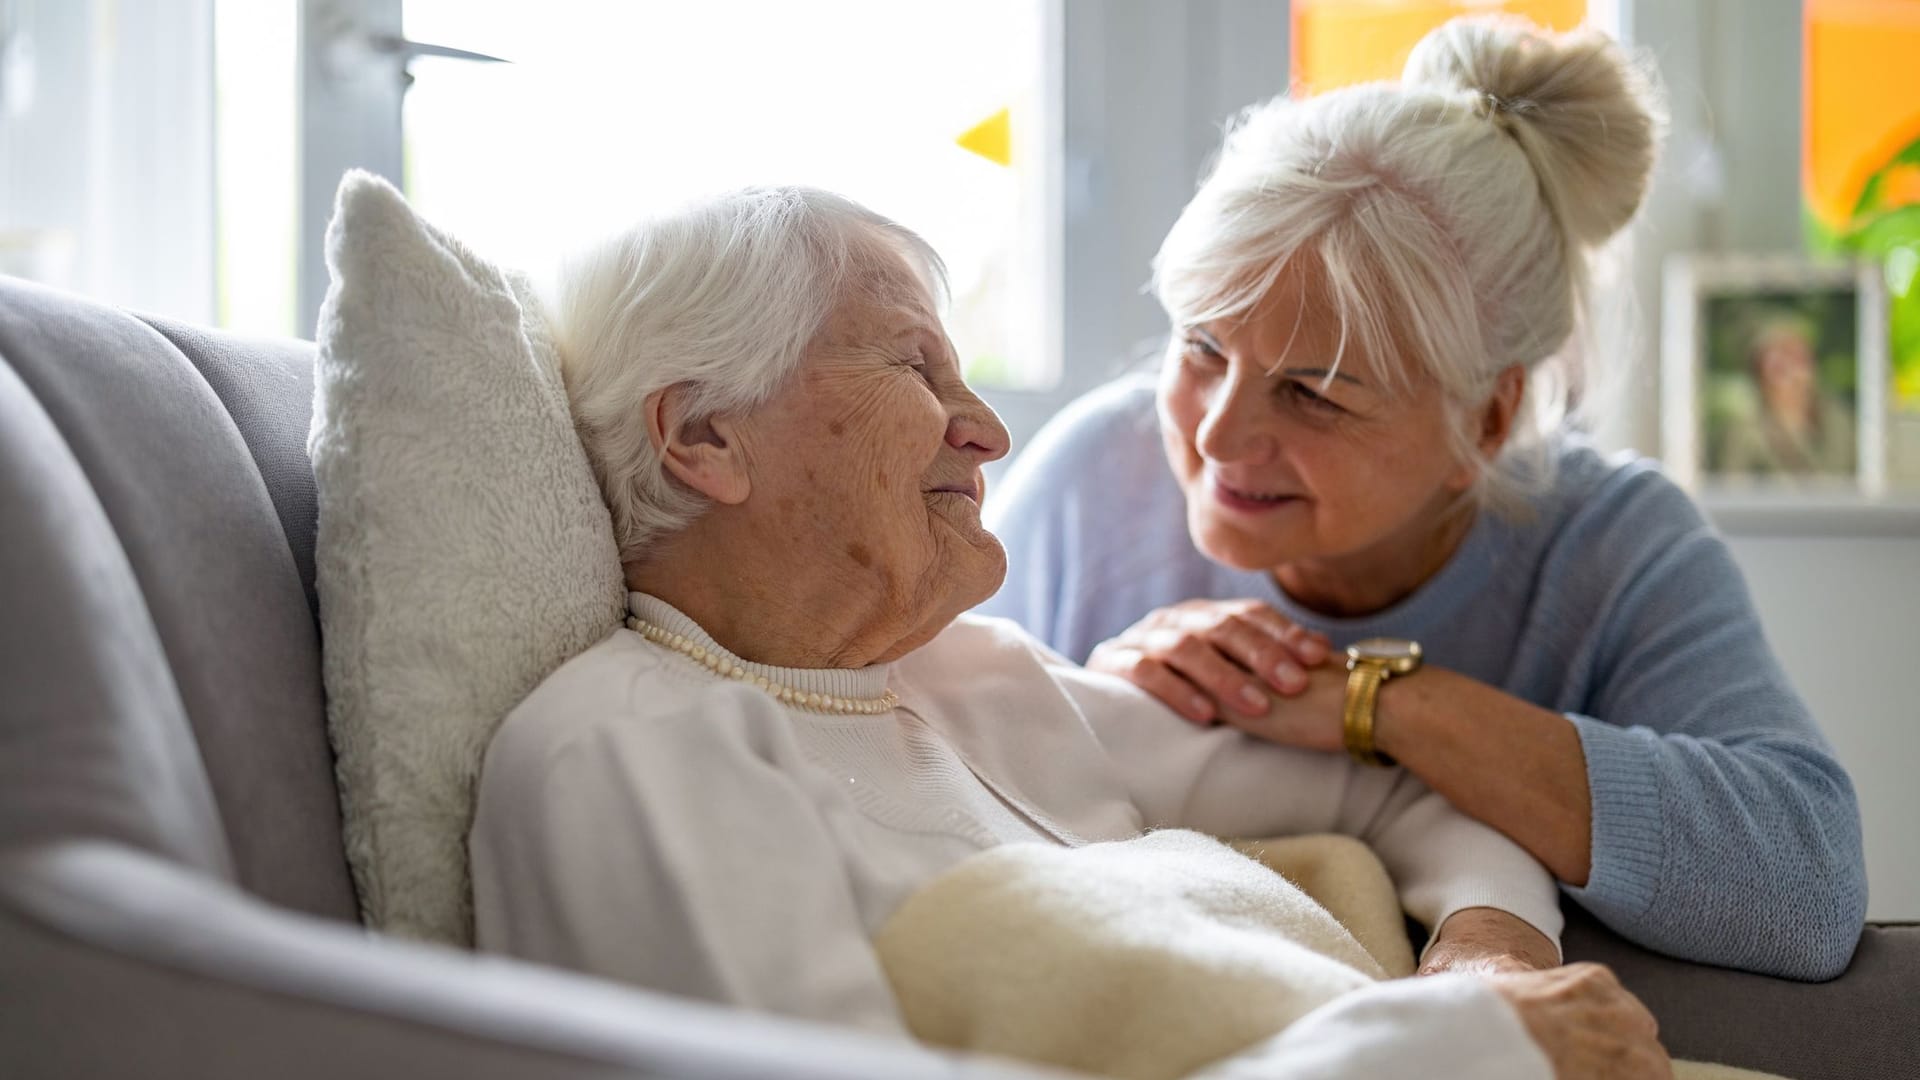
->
1421, 907, 1561, 974
1358, 776, 1564, 952
1562, 717, 1867, 979
1374, 668, 1594, 887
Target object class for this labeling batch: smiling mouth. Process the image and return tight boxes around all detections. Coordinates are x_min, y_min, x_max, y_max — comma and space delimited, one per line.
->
1212, 478, 1302, 512
927, 484, 980, 504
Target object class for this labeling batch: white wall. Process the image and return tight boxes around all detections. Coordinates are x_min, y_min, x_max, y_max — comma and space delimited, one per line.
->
1723, 530, 1920, 920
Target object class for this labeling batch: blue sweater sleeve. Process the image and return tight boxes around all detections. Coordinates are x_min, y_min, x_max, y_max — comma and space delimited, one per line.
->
1557, 475, 1867, 980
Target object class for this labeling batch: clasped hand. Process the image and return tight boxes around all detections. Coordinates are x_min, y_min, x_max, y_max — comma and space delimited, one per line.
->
1088, 598, 1345, 750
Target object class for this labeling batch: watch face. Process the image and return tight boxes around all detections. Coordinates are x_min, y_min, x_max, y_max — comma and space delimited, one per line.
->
1348, 637, 1423, 669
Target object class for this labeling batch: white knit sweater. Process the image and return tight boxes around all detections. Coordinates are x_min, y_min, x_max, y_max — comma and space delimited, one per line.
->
469, 593, 1561, 1076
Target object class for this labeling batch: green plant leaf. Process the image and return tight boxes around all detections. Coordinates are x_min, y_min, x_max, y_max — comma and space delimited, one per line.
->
1844, 205, 1920, 256
1850, 129, 1920, 222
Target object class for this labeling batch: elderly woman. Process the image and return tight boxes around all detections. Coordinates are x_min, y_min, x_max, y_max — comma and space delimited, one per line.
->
980, 18, 1866, 981
467, 184, 1665, 1079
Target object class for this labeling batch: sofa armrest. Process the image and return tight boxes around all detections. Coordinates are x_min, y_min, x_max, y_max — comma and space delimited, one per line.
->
1562, 903, 1920, 1080
0, 841, 1063, 1080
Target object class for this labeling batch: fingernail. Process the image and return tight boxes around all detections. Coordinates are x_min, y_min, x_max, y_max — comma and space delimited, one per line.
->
1300, 639, 1328, 663
1274, 662, 1304, 690
1190, 698, 1213, 723
1238, 685, 1268, 712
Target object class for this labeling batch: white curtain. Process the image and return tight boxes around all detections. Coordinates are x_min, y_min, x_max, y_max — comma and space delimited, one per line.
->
0, 0, 216, 323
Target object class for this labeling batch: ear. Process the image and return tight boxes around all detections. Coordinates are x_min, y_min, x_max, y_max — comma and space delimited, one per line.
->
1475, 365, 1527, 457
1445, 365, 1528, 492
645, 384, 752, 505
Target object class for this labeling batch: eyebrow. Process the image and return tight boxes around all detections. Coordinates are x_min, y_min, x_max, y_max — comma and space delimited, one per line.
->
1189, 327, 1225, 351
1280, 366, 1366, 387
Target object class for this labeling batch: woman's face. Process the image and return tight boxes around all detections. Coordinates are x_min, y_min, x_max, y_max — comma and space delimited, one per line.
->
1156, 268, 1476, 575
1754, 332, 1816, 410
736, 250, 1010, 654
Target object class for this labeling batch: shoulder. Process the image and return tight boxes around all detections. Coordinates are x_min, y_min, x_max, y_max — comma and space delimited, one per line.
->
1515, 439, 1747, 621
899, 614, 1067, 687
1526, 439, 1715, 564
989, 373, 1167, 517
899, 614, 1136, 713
1023, 371, 1162, 466
483, 629, 788, 793
907, 614, 1158, 714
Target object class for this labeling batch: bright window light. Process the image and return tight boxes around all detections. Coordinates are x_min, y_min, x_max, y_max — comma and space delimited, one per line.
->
213, 0, 298, 337
402, 0, 1056, 390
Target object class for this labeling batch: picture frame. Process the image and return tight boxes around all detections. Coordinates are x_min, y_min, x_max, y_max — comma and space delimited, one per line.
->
1661, 254, 1889, 497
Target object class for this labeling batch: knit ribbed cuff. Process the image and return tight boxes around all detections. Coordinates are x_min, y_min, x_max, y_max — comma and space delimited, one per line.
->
1417, 887, 1566, 966
1562, 713, 1666, 922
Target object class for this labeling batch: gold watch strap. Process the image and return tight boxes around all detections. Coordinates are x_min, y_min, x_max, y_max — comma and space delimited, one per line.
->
1342, 663, 1394, 767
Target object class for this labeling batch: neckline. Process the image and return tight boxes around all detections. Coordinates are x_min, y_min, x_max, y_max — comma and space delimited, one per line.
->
627, 592, 895, 704
1259, 510, 1502, 639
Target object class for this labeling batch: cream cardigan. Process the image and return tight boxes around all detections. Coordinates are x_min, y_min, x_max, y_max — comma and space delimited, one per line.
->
470, 593, 1562, 1075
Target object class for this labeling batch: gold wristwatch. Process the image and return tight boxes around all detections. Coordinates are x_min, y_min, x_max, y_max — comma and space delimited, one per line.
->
1343, 638, 1422, 767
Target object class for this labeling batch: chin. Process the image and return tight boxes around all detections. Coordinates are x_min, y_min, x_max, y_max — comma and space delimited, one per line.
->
964, 539, 1010, 607
1190, 513, 1296, 573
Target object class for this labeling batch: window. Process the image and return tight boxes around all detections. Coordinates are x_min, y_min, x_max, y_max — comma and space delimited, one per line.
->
1290, 0, 1593, 97
398, 0, 1057, 391
214, 0, 298, 337
1805, 0, 1920, 478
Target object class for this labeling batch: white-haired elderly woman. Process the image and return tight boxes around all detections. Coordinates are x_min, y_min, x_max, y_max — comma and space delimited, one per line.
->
467, 184, 1668, 1079
981, 17, 1866, 982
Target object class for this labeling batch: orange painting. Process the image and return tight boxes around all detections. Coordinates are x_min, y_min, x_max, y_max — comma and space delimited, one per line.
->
1291, 0, 1588, 98
1804, 0, 1920, 232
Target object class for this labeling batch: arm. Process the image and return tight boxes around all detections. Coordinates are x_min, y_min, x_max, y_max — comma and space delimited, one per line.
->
1094, 488, 1866, 979
1042, 655, 1563, 959
1377, 521, 1865, 979
470, 689, 905, 1035
1375, 670, 1594, 887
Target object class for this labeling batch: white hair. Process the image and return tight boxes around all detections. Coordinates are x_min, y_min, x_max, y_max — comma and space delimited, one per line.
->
1153, 16, 1665, 514
552, 186, 947, 561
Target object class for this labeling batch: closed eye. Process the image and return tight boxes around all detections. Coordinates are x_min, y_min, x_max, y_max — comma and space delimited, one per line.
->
1281, 378, 1344, 413
1180, 336, 1225, 368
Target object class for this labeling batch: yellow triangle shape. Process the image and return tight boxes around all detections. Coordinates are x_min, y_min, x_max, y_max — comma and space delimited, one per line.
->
957, 107, 1012, 167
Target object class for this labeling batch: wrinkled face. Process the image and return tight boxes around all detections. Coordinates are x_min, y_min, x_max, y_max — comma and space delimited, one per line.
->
736, 247, 1010, 651
1157, 267, 1473, 574
1754, 333, 1815, 395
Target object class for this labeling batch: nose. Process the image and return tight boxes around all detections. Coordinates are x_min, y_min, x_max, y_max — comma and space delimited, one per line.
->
1193, 368, 1275, 466
947, 387, 1011, 465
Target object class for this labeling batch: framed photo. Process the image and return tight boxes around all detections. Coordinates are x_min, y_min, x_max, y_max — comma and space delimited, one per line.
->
1662, 255, 1889, 495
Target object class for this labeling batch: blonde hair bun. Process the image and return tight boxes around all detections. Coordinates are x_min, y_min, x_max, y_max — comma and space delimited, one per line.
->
1404, 15, 1665, 247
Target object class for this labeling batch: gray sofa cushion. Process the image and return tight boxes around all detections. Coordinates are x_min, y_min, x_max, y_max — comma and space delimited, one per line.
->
1564, 904, 1920, 1079
140, 316, 324, 620
0, 357, 231, 876
0, 841, 1060, 1080
0, 278, 356, 921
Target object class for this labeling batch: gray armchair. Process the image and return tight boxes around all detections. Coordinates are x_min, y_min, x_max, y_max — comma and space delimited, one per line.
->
1, 276, 1912, 1079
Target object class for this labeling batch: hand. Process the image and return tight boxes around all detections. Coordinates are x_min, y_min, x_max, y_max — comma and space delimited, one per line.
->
1418, 907, 1560, 976
1088, 599, 1331, 724
1489, 964, 1672, 1080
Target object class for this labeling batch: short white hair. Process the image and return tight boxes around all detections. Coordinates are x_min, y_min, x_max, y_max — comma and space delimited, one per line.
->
1153, 16, 1664, 513
552, 186, 947, 561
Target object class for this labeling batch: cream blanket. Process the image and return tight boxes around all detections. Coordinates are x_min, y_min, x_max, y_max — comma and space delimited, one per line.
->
874, 831, 1783, 1080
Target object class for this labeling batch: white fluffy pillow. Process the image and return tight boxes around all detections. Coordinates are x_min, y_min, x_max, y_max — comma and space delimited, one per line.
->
310, 171, 625, 944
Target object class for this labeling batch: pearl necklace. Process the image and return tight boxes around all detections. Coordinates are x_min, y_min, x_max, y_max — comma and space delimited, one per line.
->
626, 616, 900, 716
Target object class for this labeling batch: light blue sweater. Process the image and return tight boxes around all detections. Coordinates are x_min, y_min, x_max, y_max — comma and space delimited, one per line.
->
978, 374, 1867, 980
